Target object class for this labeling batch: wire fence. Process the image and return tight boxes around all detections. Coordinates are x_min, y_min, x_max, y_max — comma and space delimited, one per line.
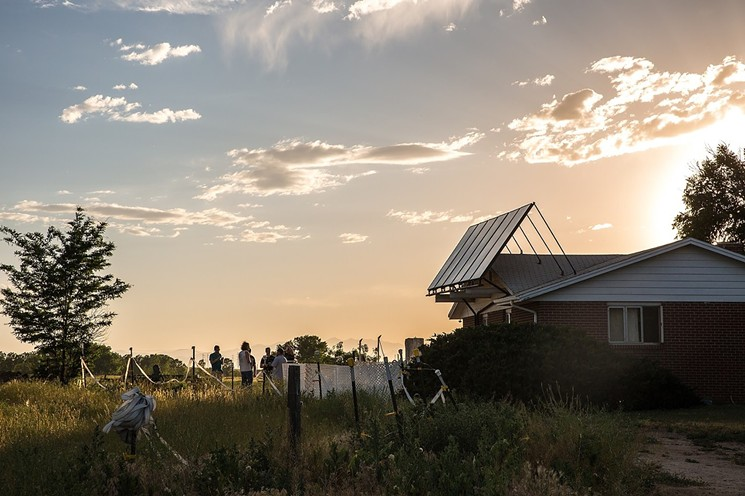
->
78, 354, 458, 410
80, 355, 409, 397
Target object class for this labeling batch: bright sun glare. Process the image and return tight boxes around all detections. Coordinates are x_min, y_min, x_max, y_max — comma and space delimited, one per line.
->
648, 107, 745, 248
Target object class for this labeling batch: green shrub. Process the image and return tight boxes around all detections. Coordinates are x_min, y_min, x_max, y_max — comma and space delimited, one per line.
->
418, 323, 699, 410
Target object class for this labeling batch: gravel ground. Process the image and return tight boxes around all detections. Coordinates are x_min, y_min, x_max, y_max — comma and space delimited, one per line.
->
640, 430, 745, 496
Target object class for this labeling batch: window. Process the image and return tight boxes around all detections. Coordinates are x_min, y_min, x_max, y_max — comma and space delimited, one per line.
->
608, 305, 662, 343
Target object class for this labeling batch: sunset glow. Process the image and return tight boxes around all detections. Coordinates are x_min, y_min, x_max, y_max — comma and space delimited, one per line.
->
2, 0, 745, 359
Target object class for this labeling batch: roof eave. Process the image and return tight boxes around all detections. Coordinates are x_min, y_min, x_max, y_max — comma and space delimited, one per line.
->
516, 238, 745, 301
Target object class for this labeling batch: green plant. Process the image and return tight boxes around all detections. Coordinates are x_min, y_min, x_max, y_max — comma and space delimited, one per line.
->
419, 323, 699, 410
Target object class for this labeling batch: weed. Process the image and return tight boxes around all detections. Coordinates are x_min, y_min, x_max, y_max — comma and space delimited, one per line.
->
0, 380, 676, 495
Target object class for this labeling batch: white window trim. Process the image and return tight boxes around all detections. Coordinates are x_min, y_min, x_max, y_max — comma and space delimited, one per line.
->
607, 303, 664, 344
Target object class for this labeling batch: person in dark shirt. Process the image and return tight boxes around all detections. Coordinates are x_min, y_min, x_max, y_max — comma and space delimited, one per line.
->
209, 345, 223, 380
259, 347, 274, 376
151, 364, 163, 383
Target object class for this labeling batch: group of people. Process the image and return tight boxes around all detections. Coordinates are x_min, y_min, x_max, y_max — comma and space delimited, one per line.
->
208, 343, 294, 387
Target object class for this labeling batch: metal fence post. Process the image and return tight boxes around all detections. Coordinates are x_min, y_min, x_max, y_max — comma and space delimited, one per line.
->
316, 362, 323, 399
350, 351, 360, 436
191, 346, 196, 382
287, 363, 302, 453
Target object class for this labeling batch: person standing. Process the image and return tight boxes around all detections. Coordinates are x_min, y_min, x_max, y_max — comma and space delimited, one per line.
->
209, 345, 223, 380
151, 364, 163, 383
238, 341, 256, 387
259, 347, 274, 376
270, 347, 288, 382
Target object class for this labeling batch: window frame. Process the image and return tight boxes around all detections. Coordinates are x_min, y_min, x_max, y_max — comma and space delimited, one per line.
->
607, 304, 663, 344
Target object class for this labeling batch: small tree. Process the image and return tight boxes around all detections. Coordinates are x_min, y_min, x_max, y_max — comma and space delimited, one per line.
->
85, 343, 127, 376
135, 353, 187, 376
292, 334, 331, 363
673, 143, 745, 243
0, 207, 131, 383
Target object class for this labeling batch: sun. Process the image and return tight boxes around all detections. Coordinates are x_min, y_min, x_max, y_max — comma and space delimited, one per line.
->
645, 107, 745, 248
687, 107, 745, 153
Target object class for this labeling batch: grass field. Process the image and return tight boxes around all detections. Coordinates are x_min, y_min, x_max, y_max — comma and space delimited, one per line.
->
2, 380, 738, 495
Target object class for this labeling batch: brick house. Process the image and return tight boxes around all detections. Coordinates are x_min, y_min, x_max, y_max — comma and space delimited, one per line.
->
427, 203, 745, 403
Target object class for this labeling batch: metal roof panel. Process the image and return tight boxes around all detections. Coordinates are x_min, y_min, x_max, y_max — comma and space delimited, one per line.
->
427, 203, 533, 293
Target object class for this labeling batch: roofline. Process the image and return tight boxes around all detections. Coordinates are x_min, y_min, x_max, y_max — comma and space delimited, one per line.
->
515, 237, 745, 302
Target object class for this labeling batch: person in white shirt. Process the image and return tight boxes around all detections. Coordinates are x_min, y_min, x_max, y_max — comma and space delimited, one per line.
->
238, 341, 256, 387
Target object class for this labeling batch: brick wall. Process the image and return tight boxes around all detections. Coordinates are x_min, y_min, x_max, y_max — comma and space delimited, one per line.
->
465, 301, 745, 403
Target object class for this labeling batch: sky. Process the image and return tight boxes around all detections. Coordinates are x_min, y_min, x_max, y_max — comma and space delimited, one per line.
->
2, 0, 745, 361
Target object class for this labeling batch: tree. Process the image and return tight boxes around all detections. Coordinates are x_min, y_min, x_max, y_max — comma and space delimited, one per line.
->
0, 208, 131, 383
673, 143, 745, 243
85, 343, 127, 376
135, 353, 187, 376
292, 334, 331, 363
0, 351, 41, 376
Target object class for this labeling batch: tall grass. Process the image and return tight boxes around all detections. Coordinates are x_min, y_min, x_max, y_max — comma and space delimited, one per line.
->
0, 380, 654, 496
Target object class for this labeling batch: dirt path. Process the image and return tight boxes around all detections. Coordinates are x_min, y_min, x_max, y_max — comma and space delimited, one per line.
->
640, 430, 745, 495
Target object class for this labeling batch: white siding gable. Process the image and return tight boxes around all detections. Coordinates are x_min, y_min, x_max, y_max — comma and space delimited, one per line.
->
530, 245, 745, 302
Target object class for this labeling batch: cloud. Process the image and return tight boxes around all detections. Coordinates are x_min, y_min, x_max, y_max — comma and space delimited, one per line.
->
347, 0, 477, 45
532, 15, 546, 25
590, 223, 612, 231
33, 0, 246, 15
220, 0, 478, 70
3, 200, 304, 242
219, 225, 308, 243
60, 94, 201, 124
576, 223, 613, 234
73, 85, 87, 91
220, 0, 339, 70
42, 1, 507, 71
339, 232, 368, 244
503, 55, 745, 165
500, 0, 531, 17
0, 211, 55, 224
386, 209, 491, 225
112, 39, 201, 65
513, 74, 554, 87
113, 83, 138, 90
198, 131, 483, 199
11, 200, 247, 227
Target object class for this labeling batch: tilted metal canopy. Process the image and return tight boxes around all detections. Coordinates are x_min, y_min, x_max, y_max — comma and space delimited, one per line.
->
427, 203, 533, 295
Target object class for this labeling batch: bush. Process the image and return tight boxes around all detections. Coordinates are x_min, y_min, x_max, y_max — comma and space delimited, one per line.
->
417, 323, 699, 410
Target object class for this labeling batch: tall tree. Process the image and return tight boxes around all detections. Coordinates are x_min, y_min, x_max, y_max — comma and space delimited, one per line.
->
0, 208, 131, 382
673, 143, 745, 243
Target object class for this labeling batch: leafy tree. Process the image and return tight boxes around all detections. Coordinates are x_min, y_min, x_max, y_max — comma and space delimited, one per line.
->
292, 334, 331, 363
673, 143, 745, 243
0, 351, 41, 376
328, 340, 374, 363
330, 341, 354, 364
84, 343, 127, 376
0, 208, 131, 383
135, 353, 187, 376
